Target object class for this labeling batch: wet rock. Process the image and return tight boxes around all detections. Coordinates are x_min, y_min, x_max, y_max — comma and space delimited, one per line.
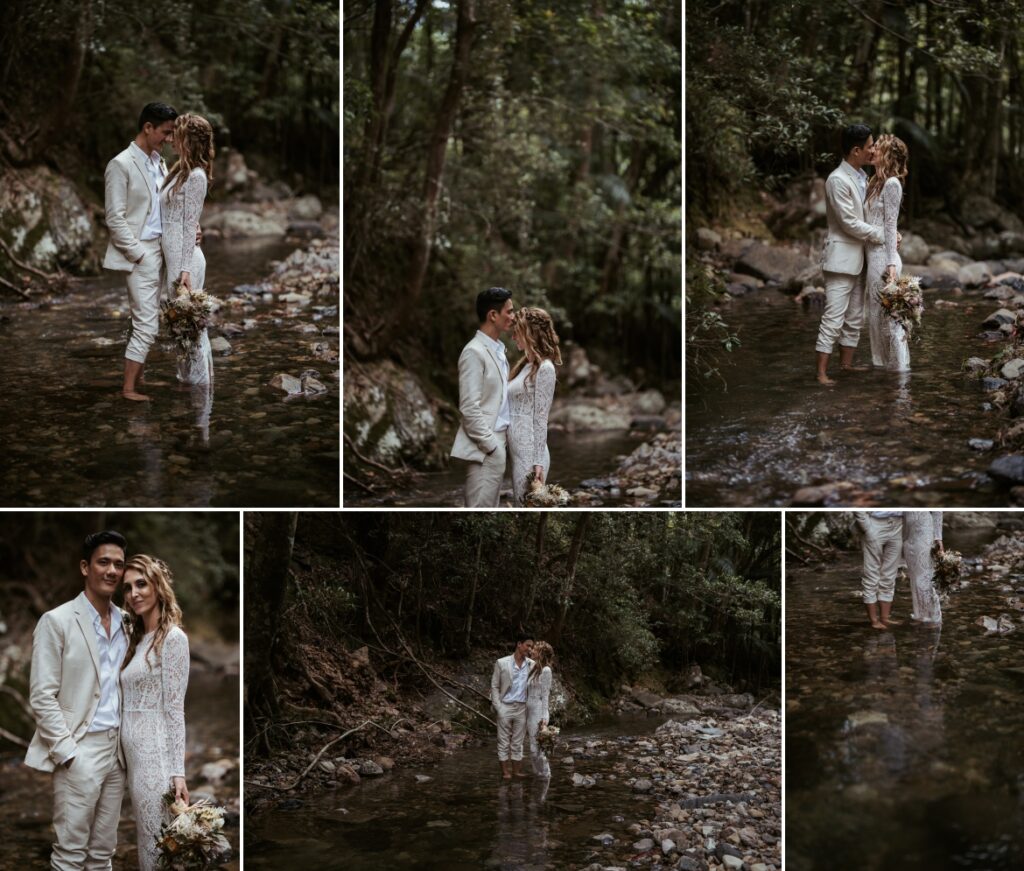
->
593, 833, 615, 846
203, 209, 288, 238
791, 481, 853, 506
414, 774, 432, 783
845, 710, 889, 729
960, 262, 993, 288
899, 232, 930, 265
633, 778, 654, 792
662, 838, 677, 855
721, 856, 744, 871
734, 241, 815, 290
660, 698, 701, 718
0, 165, 95, 275
572, 772, 596, 788
199, 758, 236, 783
633, 390, 667, 415
964, 356, 989, 373
319, 760, 336, 773
633, 838, 656, 852
300, 370, 328, 396
976, 614, 1016, 634
983, 308, 1016, 328
209, 336, 232, 355
969, 438, 995, 451
696, 228, 721, 251
290, 195, 323, 220
631, 687, 664, 707
549, 402, 631, 431
982, 377, 1009, 391
1003, 359, 1024, 379
343, 358, 438, 466
989, 454, 1024, 484
358, 759, 384, 777
269, 373, 303, 395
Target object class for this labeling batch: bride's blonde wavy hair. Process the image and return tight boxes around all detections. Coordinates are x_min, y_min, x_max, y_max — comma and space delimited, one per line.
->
867, 134, 909, 202
530, 641, 554, 682
163, 113, 215, 195
509, 307, 562, 383
121, 555, 184, 671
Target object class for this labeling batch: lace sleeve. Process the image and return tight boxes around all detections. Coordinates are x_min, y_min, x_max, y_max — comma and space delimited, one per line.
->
931, 511, 943, 541
541, 667, 551, 723
179, 171, 207, 276
883, 178, 902, 267
531, 361, 556, 467
161, 628, 190, 781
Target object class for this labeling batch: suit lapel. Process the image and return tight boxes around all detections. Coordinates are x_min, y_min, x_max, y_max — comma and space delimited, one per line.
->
73, 593, 102, 682
128, 146, 155, 212
475, 334, 503, 379
839, 163, 865, 217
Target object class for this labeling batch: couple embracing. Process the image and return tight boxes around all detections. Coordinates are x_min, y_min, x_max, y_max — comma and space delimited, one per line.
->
106, 102, 216, 400
816, 124, 913, 384
490, 633, 555, 780
25, 531, 192, 871
451, 288, 562, 507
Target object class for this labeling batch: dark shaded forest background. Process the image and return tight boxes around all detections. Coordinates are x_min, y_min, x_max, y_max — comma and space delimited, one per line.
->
244, 511, 780, 752
687, 0, 1024, 386
343, 0, 681, 389
0, 0, 339, 202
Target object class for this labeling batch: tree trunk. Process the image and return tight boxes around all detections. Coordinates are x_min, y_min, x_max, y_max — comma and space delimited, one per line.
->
464, 533, 483, 655
244, 512, 298, 752
399, 0, 476, 329
552, 515, 591, 645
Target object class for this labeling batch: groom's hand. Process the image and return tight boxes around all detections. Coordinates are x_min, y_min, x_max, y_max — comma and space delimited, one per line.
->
63, 758, 74, 769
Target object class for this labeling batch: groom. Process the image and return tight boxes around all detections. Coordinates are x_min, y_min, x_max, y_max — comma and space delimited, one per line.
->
855, 512, 904, 630
451, 287, 516, 506
815, 123, 886, 386
25, 530, 130, 870
490, 632, 534, 779
104, 102, 177, 402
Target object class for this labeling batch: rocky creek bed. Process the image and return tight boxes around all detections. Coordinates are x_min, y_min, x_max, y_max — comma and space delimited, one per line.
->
786, 518, 1024, 870
245, 658, 779, 871
0, 234, 339, 506
689, 204, 1024, 506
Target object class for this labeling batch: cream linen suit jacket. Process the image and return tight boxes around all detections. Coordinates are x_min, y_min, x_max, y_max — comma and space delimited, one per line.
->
451, 333, 506, 463
490, 654, 535, 710
25, 592, 128, 772
821, 161, 884, 275
103, 145, 165, 272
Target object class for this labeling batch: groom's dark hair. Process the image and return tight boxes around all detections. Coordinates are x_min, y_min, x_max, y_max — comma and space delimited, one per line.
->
476, 286, 512, 323
513, 630, 533, 646
841, 123, 872, 155
138, 102, 177, 131
82, 530, 127, 562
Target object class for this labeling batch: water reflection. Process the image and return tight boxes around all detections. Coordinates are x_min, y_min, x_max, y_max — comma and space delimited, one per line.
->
787, 528, 1024, 870
489, 780, 551, 869
687, 296, 1003, 506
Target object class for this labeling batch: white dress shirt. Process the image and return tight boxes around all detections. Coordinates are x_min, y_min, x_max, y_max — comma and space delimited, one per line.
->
130, 141, 165, 241
501, 656, 530, 703
477, 330, 510, 433
843, 159, 868, 202
85, 597, 127, 732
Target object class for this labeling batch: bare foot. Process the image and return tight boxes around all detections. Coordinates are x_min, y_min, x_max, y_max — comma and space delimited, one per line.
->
883, 618, 902, 626
870, 621, 888, 630
816, 374, 836, 386
502, 773, 512, 780
121, 391, 151, 402
514, 771, 528, 778
841, 364, 870, 372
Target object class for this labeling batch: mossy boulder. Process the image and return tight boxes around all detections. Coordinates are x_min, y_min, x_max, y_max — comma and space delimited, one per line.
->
343, 359, 440, 466
0, 166, 96, 278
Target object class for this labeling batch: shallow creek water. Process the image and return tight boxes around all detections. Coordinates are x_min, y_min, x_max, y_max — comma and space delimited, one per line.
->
0, 668, 240, 870
247, 714, 679, 870
0, 237, 338, 507
346, 429, 644, 507
786, 522, 1024, 870
687, 290, 1008, 506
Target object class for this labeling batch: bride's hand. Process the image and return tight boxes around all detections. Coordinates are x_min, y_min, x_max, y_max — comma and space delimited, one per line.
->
179, 272, 192, 292
173, 776, 189, 806
886, 265, 897, 283
936, 540, 944, 554
533, 465, 544, 484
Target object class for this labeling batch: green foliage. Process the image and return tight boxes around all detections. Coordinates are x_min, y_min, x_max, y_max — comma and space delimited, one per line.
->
285, 511, 780, 696
344, 0, 681, 384
685, 254, 740, 390
0, 0, 338, 193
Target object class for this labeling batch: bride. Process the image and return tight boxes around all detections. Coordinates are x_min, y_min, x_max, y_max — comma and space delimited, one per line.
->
526, 641, 554, 778
161, 113, 215, 385
120, 555, 191, 871
903, 512, 944, 625
865, 133, 910, 371
507, 307, 561, 506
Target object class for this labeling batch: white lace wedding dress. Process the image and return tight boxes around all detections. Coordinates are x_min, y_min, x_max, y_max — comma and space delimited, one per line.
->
121, 626, 190, 871
903, 511, 943, 624
865, 176, 910, 371
507, 359, 556, 505
161, 167, 213, 385
526, 666, 551, 778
